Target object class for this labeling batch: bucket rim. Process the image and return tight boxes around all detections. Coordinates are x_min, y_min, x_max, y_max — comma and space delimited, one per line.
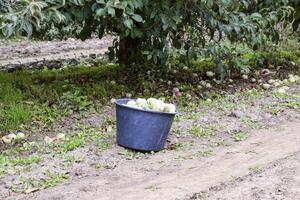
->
115, 98, 177, 115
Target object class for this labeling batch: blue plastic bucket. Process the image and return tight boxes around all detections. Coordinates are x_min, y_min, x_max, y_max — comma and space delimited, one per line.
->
115, 99, 176, 151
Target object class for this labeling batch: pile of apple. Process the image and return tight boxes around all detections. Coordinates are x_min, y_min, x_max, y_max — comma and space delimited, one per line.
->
1, 132, 25, 144
262, 74, 300, 94
125, 98, 176, 113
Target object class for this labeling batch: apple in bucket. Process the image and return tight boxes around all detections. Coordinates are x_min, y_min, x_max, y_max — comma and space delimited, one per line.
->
115, 98, 177, 151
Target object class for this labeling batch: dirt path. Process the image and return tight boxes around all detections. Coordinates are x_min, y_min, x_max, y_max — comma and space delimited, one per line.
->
199, 151, 300, 200
0, 37, 113, 71
27, 120, 300, 200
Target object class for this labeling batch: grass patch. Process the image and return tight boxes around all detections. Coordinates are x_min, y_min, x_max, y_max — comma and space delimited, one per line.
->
0, 103, 32, 131
198, 89, 265, 113
49, 125, 114, 153
10, 155, 42, 166
119, 150, 146, 160
240, 116, 261, 129
232, 132, 248, 142
0, 65, 121, 132
265, 91, 300, 113
191, 124, 216, 138
0, 154, 42, 177
174, 150, 213, 160
0, 63, 207, 132
62, 155, 83, 167
0, 36, 31, 45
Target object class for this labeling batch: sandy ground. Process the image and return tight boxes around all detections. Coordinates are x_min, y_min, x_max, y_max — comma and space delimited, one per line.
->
198, 151, 300, 200
187, 122, 300, 200
27, 120, 300, 200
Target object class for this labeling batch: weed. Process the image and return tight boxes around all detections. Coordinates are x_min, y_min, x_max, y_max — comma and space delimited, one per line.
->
60, 136, 86, 152
264, 93, 300, 113
10, 155, 42, 166
6, 142, 42, 157
119, 150, 144, 160
95, 140, 113, 151
0, 65, 119, 132
47, 125, 114, 153
189, 192, 210, 200
34, 105, 68, 126
62, 155, 82, 167
15, 170, 69, 192
194, 150, 213, 157
0, 37, 30, 45
282, 100, 300, 111
232, 132, 248, 142
199, 95, 237, 112
264, 104, 283, 115
240, 116, 260, 129
191, 124, 216, 138
0, 103, 32, 132
229, 175, 240, 182
60, 90, 92, 112
272, 92, 289, 99
0, 154, 42, 177
171, 127, 182, 136
279, 50, 298, 61
174, 150, 213, 160
95, 162, 116, 170
248, 166, 260, 173
210, 139, 228, 147
168, 141, 194, 150
246, 88, 265, 99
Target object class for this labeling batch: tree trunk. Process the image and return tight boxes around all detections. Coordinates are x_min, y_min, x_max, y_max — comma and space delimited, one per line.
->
118, 36, 143, 68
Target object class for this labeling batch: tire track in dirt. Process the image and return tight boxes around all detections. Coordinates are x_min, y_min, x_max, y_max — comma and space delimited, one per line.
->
28, 120, 300, 200
191, 151, 300, 200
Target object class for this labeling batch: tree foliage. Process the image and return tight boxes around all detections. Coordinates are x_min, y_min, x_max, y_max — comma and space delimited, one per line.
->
0, 0, 295, 67
290, 0, 300, 31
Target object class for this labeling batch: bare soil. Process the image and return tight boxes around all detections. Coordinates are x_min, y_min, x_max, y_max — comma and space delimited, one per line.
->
187, 122, 300, 200
0, 37, 113, 71
193, 151, 300, 200
30, 120, 300, 200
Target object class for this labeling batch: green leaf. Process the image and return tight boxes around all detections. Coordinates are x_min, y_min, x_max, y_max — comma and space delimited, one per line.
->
107, 7, 115, 17
96, 0, 105, 4
96, 8, 106, 17
124, 19, 133, 29
131, 14, 143, 22
163, 23, 169, 30
206, 0, 214, 8
251, 13, 262, 19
